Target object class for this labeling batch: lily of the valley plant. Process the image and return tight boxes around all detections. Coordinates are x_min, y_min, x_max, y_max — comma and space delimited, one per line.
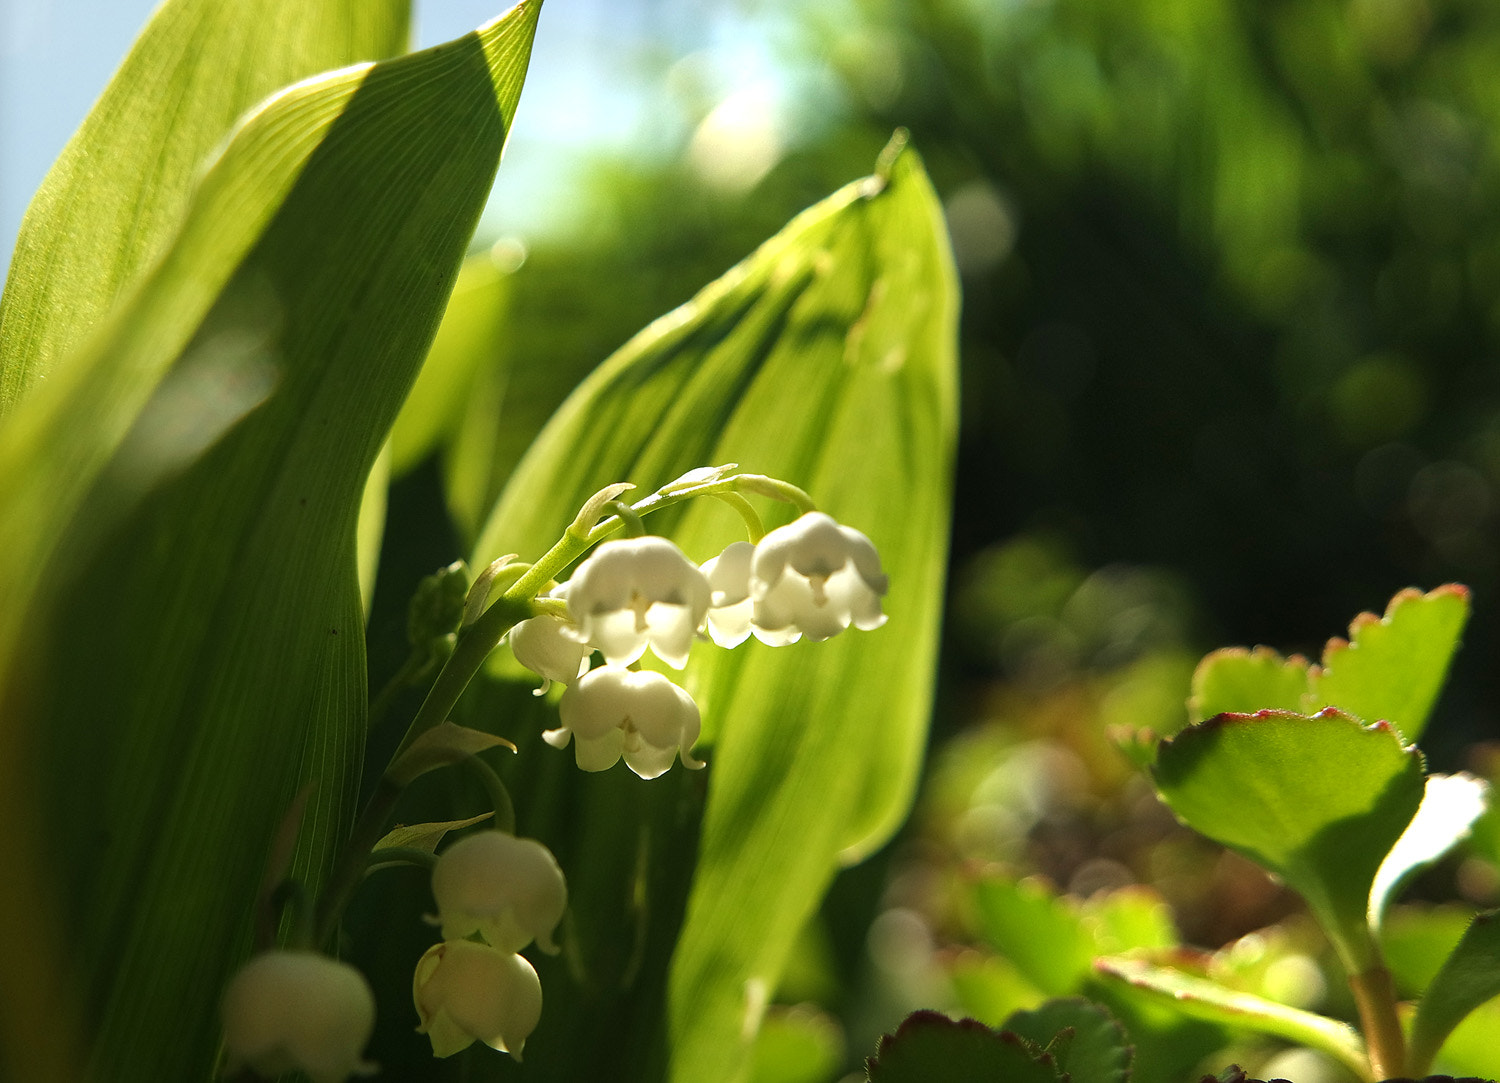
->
220, 469, 889, 1078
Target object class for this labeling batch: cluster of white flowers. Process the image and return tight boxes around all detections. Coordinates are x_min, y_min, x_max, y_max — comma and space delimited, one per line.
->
221, 829, 567, 1077
414, 830, 567, 1060
509, 511, 887, 779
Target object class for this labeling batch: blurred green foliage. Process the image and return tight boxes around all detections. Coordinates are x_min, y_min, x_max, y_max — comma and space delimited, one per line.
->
358, 0, 1500, 1077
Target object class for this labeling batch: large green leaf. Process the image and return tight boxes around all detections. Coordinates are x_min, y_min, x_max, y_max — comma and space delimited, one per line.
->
0, 0, 410, 416
1408, 910, 1500, 1073
0, 5, 540, 1081
471, 137, 958, 1082
1152, 709, 1425, 971
389, 248, 516, 476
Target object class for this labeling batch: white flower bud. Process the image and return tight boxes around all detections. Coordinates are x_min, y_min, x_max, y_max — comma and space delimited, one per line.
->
546, 665, 705, 779
413, 940, 542, 1060
509, 613, 592, 690
221, 951, 376, 1083
430, 831, 567, 954
563, 536, 711, 668
750, 512, 888, 641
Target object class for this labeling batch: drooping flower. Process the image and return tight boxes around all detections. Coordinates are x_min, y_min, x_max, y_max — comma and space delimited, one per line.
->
430, 831, 567, 954
750, 512, 889, 641
412, 940, 542, 1060
700, 541, 756, 647
563, 536, 711, 668
701, 540, 800, 647
509, 612, 592, 691
546, 665, 705, 779
221, 951, 377, 1083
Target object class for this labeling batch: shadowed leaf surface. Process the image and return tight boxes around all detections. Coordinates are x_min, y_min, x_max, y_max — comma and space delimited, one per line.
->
0, 5, 540, 1080
1152, 709, 1425, 971
1002, 997, 1132, 1083
866, 1011, 1060, 1083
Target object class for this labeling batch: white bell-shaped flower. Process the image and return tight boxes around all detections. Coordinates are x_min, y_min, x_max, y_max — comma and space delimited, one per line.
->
430, 831, 567, 954
546, 665, 705, 779
413, 940, 542, 1060
563, 536, 710, 668
750, 512, 889, 642
702, 540, 802, 647
222, 951, 376, 1083
700, 541, 755, 647
509, 613, 592, 691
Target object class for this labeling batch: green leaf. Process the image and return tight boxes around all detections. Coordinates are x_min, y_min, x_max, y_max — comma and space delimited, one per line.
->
1151, 709, 1425, 971
0, 0, 410, 416
373, 812, 494, 854
1381, 904, 1476, 996
0, 6, 541, 1080
973, 876, 1097, 996
1422, 997, 1500, 1079
1409, 910, 1500, 1073
469, 136, 958, 1083
949, 954, 1045, 1025
1370, 773, 1489, 927
1184, 587, 1469, 744
865, 1011, 1061, 1083
1093, 955, 1368, 1077
748, 1006, 844, 1083
1002, 998, 1132, 1083
1306, 585, 1469, 742
389, 249, 515, 476
387, 721, 518, 786
1189, 646, 1311, 723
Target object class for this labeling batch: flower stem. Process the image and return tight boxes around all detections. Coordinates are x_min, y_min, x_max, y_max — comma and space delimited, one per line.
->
1350, 965, 1405, 1080
714, 491, 765, 542
604, 500, 646, 537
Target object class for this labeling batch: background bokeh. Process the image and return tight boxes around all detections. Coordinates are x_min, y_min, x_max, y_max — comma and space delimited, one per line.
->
10, 0, 1500, 1079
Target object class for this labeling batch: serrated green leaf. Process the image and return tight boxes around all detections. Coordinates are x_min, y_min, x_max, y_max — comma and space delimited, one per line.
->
1408, 910, 1500, 1073
1151, 709, 1425, 972
1370, 773, 1489, 927
1002, 997, 1132, 1083
1094, 955, 1368, 1077
1306, 585, 1469, 742
866, 1011, 1061, 1083
469, 138, 957, 1083
0, 6, 540, 1081
1189, 646, 1311, 723
0, 0, 410, 416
